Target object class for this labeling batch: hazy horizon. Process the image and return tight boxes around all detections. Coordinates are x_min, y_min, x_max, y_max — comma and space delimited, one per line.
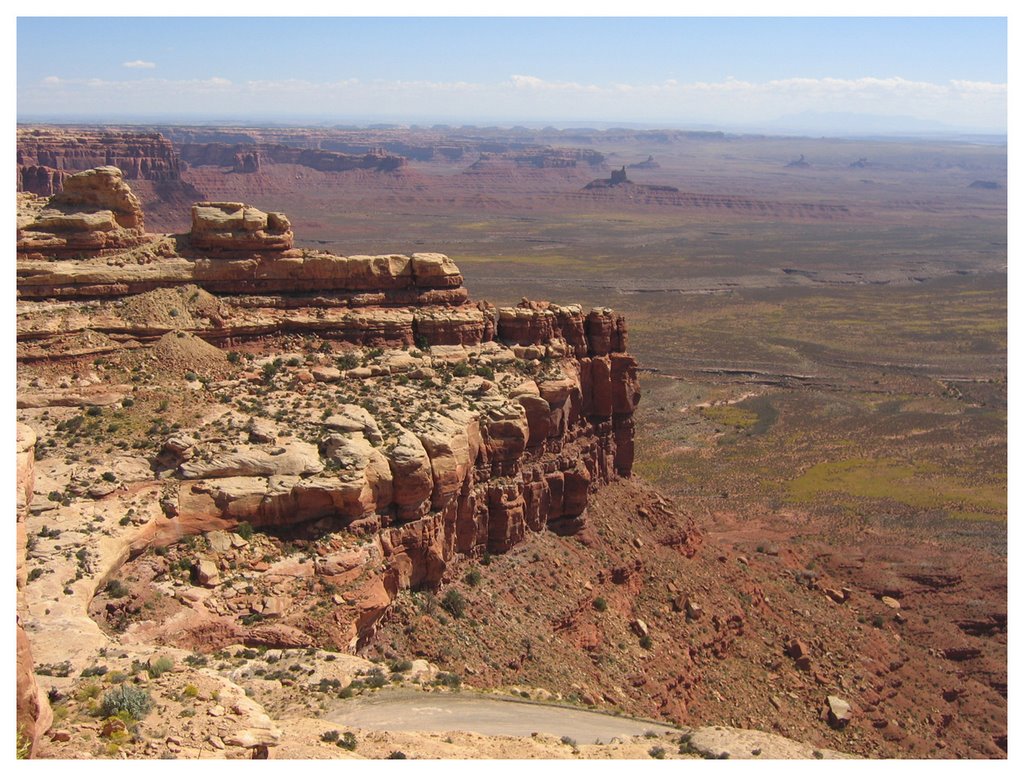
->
17, 17, 1008, 135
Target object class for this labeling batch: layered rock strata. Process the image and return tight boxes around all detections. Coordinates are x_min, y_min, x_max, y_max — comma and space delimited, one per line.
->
16, 168, 641, 658
17, 166, 148, 255
17, 128, 181, 195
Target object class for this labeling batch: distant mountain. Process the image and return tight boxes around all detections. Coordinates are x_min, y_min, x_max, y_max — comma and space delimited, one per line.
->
757, 111, 999, 138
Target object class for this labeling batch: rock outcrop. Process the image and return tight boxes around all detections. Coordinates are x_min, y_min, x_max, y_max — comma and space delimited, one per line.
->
17, 166, 148, 255
16, 423, 51, 756
179, 143, 405, 174
17, 128, 181, 195
190, 201, 293, 253
16, 167, 641, 656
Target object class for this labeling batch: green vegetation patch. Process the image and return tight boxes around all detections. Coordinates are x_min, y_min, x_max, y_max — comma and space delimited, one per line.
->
786, 457, 1005, 519
699, 404, 759, 430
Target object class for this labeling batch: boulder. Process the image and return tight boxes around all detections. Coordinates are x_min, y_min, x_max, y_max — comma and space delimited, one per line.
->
193, 559, 221, 587
826, 695, 853, 729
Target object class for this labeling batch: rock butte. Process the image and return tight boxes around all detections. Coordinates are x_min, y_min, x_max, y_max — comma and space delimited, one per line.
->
15, 167, 642, 756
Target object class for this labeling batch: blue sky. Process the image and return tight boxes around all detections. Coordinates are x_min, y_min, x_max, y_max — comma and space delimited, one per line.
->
16, 16, 1008, 131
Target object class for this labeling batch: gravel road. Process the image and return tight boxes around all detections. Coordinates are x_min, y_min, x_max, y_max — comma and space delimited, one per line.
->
326, 689, 679, 744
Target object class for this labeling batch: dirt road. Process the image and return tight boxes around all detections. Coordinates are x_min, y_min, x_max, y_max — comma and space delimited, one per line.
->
326, 690, 679, 744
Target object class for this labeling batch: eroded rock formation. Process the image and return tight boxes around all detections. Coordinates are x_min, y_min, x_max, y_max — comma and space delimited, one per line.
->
17, 166, 148, 255
17, 128, 181, 195
16, 168, 640, 659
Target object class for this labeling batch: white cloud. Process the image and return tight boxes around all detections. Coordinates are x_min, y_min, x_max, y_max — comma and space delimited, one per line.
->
17, 73, 1007, 132
122, 60, 156, 69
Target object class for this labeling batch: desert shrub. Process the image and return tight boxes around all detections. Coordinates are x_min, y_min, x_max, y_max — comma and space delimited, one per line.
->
17, 726, 31, 759
560, 736, 577, 747
433, 672, 462, 689
649, 746, 667, 759
147, 656, 174, 678
75, 682, 103, 702
639, 635, 653, 650
36, 661, 71, 677
182, 684, 199, 698
387, 751, 407, 759
389, 660, 413, 673
100, 685, 152, 720
452, 361, 472, 377
364, 668, 387, 689
235, 521, 254, 541
101, 471, 117, 482
105, 579, 129, 598
336, 732, 357, 751
474, 365, 495, 380
80, 665, 108, 678
337, 353, 359, 370
441, 589, 467, 618
321, 730, 340, 743
465, 568, 482, 587
27, 568, 44, 582
593, 597, 608, 612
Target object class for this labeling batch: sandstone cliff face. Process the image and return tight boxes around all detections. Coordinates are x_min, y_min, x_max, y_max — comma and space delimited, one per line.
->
179, 143, 405, 174
16, 168, 640, 656
17, 128, 181, 195
16, 423, 51, 756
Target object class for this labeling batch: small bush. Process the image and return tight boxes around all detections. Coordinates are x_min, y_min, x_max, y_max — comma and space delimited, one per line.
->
337, 732, 357, 751
441, 589, 467, 618
321, 730, 340, 743
639, 635, 653, 650
593, 597, 608, 612
433, 672, 462, 689
387, 751, 408, 759
560, 736, 577, 748
27, 568, 44, 582
182, 684, 199, 698
649, 746, 667, 759
105, 579, 129, 598
100, 685, 153, 720
465, 568, 482, 587
147, 656, 174, 678
101, 471, 117, 483
75, 682, 103, 701
235, 521, 255, 541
